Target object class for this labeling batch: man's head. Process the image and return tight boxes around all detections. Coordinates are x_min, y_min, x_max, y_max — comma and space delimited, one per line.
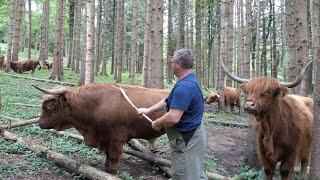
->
171, 49, 195, 77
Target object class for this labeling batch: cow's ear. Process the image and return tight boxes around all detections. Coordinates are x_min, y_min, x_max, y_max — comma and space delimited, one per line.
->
277, 87, 289, 97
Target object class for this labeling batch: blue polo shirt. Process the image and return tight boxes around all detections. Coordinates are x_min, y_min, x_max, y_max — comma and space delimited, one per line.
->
166, 73, 204, 132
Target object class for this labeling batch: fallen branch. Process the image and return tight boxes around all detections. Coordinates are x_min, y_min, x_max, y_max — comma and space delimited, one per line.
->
0, 129, 119, 180
49, 130, 171, 167
0, 117, 39, 129
1, 73, 76, 86
206, 170, 231, 180
206, 119, 249, 128
9, 103, 41, 108
118, 87, 153, 123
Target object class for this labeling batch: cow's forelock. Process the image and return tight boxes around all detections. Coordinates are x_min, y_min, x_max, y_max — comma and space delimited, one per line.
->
240, 77, 288, 115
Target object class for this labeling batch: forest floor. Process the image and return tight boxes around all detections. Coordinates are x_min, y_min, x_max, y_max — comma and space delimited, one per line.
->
0, 69, 265, 180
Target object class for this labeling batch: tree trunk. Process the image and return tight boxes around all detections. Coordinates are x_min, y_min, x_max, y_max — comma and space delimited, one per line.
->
94, 0, 102, 76
148, 1, 164, 89
28, 0, 32, 59
84, 0, 95, 84
244, 0, 252, 78
130, 0, 138, 85
166, 0, 174, 84
50, 0, 65, 81
218, 0, 226, 110
71, 0, 79, 71
237, 0, 244, 78
67, 0, 75, 68
11, 0, 26, 62
5, 0, 16, 72
38, 0, 50, 65
223, 0, 234, 87
115, 0, 124, 83
178, 0, 185, 48
286, 0, 309, 95
195, 0, 202, 85
141, 0, 152, 87
309, 0, 320, 177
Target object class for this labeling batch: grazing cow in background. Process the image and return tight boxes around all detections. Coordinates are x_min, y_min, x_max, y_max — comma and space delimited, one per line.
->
204, 86, 241, 113
33, 83, 169, 174
10, 60, 41, 73
43, 60, 53, 69
221, 60, 313, 180
0, 55, 4, 68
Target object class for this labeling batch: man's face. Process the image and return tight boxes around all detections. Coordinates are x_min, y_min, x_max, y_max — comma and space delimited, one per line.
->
170, 58, 181, 76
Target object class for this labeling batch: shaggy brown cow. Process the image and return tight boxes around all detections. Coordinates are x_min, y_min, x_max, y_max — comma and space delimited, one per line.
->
0, 55, 4, 68
10, 59, 41, 73
221, 60, 313, 180
32, 83, 169, 174
205, 86, 241, 113
43, 60, 53, 69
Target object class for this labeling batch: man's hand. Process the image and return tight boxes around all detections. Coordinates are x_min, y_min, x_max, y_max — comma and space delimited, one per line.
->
137, 108, 150, 115
151, 120, 162, 131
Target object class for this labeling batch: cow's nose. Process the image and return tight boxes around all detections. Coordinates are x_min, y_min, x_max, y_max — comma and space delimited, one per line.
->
245, 101, 255, 109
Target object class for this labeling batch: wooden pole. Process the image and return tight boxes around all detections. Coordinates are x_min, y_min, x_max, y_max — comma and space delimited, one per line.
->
118, 87, 153, 123
0, 117, 39, 129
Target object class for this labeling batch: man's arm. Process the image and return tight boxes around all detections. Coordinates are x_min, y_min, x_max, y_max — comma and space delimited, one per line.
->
151, 109, 184, 131
138, 98, 167, 115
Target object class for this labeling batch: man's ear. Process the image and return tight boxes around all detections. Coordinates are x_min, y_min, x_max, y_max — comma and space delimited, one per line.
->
277, 86, 289, 97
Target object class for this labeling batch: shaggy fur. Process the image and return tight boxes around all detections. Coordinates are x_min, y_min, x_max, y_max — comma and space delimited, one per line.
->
205, 86, 240, 113
43, 60, 52, 69
10, 59, 41, 73
241, 77, 313, 180
38, 83, 169, 174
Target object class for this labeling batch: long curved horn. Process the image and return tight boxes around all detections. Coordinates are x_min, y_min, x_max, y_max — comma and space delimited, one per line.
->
280, 60, 313, 88
31, 84, 68, 95
220, 59, 249, 83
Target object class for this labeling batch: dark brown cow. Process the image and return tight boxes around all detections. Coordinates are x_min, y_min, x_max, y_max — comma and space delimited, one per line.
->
33, 83, 169, 174
10, 59, 41, 73
204, 86, 241, 113
0, 55, 4, 68
221, 60, 313, 180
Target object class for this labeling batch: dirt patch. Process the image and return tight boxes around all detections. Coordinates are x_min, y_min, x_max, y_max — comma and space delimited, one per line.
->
206, 125, 248, 176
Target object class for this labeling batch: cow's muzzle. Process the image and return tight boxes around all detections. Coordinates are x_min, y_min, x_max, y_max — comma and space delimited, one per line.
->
244, 100, 257, 115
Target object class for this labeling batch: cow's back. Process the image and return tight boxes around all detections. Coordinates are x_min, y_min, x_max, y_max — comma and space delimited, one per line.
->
66, 83, 169, 142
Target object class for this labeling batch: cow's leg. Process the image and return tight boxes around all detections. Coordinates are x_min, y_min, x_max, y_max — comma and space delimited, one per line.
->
300, 155, 310, 178
106, 138, 124, 175
279, 155, 297, 180
258, 143, 276, 180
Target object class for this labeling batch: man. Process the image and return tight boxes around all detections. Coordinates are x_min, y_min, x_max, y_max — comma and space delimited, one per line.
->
138, 48, 207, 180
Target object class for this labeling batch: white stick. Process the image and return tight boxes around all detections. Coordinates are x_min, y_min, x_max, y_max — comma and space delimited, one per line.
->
119, 87, 153, 123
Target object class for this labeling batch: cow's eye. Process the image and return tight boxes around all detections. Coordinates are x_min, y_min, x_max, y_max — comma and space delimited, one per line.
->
262, 91, 272, 97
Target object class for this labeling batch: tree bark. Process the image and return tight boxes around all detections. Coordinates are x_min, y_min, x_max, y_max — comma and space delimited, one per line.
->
166, 0, 174, 84
115, 0, 124, 83
178, 0, 185, 48
5, 0, 16, 72
38, 0, 50, 65
309, 0, 320, 177
51, 0, 66, 81
195, 0, 202, 85
141, 0, 152, 87
148, 1, 164, 89
130, 0, 138, 85
84, 0, 95, 84
28, 0, 32, 59
11, 0, 26, 62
